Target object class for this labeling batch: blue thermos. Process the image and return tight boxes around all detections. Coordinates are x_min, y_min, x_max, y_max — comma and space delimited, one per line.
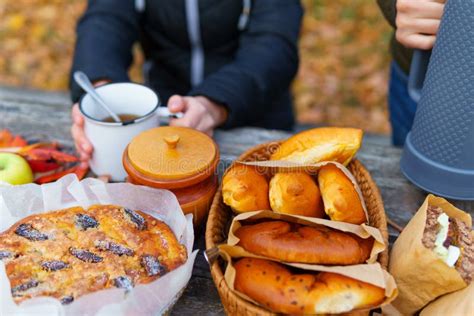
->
401, 0, 474, 200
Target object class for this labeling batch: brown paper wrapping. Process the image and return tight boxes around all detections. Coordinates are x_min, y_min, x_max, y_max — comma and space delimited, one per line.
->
239, 160, 369, 223
223, 210, 386, 264
220, 249, 398, 314
389, 194, 472, 315
420, 278, 474, 316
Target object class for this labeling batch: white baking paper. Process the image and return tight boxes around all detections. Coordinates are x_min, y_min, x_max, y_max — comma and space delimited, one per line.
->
0, 174, 197, 316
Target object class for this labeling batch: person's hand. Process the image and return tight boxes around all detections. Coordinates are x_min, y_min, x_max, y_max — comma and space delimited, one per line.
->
70, 79, 109, 167
167, 95, 228, 136
396, 0, 446, 50
71, 103, 93, 168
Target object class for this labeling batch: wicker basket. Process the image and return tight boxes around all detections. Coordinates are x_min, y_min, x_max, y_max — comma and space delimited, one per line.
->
205, 141, 389, 316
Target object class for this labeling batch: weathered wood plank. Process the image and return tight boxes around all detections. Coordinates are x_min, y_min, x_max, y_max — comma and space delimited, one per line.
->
0, 85, 70, 106
0, 87, 74, 147
170, 276, 225, 316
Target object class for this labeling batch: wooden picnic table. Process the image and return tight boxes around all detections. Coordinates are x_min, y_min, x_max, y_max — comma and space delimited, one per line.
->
1, 85, 473, 315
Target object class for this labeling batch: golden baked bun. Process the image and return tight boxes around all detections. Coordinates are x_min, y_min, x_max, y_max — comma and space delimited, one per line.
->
269, 172, 324, 218
235, 221, 373, 265
222, 164, 270, 213
234, 258, 386, 314
318, 164, 367, 224
271, 127, 363, 166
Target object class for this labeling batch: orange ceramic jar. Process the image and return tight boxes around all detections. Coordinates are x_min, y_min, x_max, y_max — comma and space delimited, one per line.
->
123, 126, 219, 226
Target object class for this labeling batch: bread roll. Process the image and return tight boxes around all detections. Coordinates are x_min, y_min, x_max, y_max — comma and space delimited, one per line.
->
318, 164, 366, 224
271, 127, 363, 166
269, 172, 324, 218
235, 221, 373, 265
222, 164, 270, 213
234, 258, 386, 314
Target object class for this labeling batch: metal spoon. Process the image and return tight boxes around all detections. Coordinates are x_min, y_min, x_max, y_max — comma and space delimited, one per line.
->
73, 71, 121, 123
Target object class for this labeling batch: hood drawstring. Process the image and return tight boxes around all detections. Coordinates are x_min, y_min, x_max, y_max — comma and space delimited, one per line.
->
135, 0, 145, 12
238, 0, 252, 31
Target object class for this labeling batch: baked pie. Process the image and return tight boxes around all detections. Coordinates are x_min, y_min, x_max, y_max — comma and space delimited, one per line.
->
0, 205, 187, 304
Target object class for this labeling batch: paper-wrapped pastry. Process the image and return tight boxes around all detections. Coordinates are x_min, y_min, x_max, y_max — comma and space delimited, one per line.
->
318, 164, 367, 224
222, 164, 270, 213
223, 209, 387, 265
0, 175, 196, 315
389, 195, 473, 315
233, 257, 386, 315
269, 172, 324, 218
235, 220, 374, 265
0, 205, 187, 305
270, 127, 363, 166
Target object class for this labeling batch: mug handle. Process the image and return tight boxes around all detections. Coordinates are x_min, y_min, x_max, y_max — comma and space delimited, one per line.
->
408, 49, 432, 103
157, 107, 184, 118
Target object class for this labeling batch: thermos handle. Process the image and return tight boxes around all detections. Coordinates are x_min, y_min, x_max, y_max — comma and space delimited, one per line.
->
408, 49, 432, 103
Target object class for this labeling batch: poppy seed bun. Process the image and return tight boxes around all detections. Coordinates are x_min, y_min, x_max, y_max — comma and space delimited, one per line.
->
234, 258, 386, 314
222, 164, 270, 213
269, 173, 324, 218
270, 127, 363, 166
318, 164, 366, 224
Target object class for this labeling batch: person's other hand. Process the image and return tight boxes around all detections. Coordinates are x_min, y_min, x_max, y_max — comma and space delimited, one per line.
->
396, 0, 445, 50
167, 95, 228, 136
71, 103, 93, 168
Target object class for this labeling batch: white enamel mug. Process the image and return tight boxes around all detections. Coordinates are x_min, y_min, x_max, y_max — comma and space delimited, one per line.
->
79, 82, 168, 181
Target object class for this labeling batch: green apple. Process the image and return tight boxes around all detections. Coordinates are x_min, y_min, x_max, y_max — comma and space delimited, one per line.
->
0, 153, 34, 185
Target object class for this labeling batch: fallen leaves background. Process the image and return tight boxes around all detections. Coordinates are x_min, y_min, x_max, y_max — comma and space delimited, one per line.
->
0, 0, 392, 134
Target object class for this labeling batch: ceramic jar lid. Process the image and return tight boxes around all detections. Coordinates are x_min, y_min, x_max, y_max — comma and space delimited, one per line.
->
123, 126, 219, 189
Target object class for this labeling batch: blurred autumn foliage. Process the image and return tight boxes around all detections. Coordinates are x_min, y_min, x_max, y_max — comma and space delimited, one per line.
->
0, 1, 85, 90
0, 0, 392, 134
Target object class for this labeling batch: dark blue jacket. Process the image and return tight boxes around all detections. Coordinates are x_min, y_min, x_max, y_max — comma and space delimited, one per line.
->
70, 0, 303, 130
